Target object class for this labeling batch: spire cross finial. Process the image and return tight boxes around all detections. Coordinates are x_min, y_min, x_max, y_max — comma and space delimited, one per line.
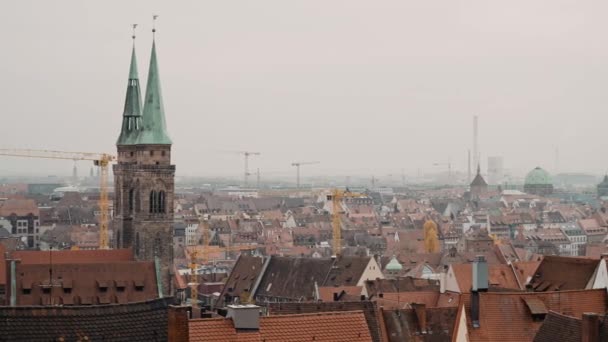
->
152, 15, 159, 38
132, 24, 138, 41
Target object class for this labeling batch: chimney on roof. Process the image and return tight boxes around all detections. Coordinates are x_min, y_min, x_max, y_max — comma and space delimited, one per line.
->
411, 303, 427, 334
582, 313, 600, 342
168, 305, 190, 342
440, 265, 448, 294
472, 255, 488, 292
471, 255, 488, 329
227, 304, 261, 331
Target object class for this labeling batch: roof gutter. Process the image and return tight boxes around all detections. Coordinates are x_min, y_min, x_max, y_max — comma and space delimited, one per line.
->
249, 255, 271, 302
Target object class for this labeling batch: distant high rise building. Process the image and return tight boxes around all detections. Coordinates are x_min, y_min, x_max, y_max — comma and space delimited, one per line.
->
72, 163, 78, 182
487, 156, 504, 185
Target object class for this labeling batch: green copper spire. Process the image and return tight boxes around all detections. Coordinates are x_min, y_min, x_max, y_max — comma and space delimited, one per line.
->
116, 44, 144, 145
136, 39, 172, 145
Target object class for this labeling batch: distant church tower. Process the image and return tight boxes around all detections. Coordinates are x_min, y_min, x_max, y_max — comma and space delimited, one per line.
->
113, 29, 175, 295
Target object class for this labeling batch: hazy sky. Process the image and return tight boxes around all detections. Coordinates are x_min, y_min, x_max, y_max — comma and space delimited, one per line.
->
1, 1, 607, 179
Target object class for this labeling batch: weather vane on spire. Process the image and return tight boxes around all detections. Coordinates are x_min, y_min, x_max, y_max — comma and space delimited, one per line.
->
132, 24, 138, 41
152, 15, 159, 38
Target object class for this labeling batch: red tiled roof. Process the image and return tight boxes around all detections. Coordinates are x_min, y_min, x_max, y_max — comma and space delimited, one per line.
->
530, 255, 599, 291
512, 261, 541, 286
12, 248, 134, 264
451, 263, 521, 293
318, 286, 363, 302
0, 199, 39, 216
459, 289, 608, 342
374, 291, 440, 309
189, 311, 372, 342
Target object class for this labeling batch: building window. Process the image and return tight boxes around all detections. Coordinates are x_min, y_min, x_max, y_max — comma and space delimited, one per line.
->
149, 190, 165, 214
150, 150, 155, 156
149, 191, 157, 213
128, 188, 134, 212
159, 191, 166, 213
161, 150, 166, 157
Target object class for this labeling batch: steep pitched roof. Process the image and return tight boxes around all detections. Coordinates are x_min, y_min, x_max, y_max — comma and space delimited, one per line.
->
217, 255, 265, 307
255, 257, 334, 301
0, 297, 171, 341
529, 255, 599, 291
135, 40, 172, 145
0, 248, 134, 288
189, 311, 372, 342
267, 301, 382, 342
116, 44, 143, 145
12, 260, 159, 305
382, 307, 458, 342
0, 199, 39, 216
450, 263, 521, 293
532, 311, 581, 342
459, 289, 608, 342
471, 173, 488, 187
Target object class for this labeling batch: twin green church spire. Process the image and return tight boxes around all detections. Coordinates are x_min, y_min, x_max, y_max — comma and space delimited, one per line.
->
116, 31, 172, 146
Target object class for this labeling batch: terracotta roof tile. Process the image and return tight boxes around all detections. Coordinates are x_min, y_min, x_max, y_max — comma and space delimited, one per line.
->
318, 286, 363, 302
460, 289, 608, 342
0, 199, 39, 217
189, 311, 372, 342
530, 256, 599, 291
382, 307, 458, 342
0, 297, 171, 341
267, 301, 381, 342
451, 263, 521, 293
375, 291, 440, 309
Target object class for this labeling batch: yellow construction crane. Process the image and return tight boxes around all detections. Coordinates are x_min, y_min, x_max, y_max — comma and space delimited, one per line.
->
291, 161, 320, 189
327, 189, 366, 257
0, 149, 116, 249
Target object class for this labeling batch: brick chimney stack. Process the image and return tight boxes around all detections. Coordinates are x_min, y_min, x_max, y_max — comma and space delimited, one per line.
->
168, 305, 190, 342
581, 312, 600, 342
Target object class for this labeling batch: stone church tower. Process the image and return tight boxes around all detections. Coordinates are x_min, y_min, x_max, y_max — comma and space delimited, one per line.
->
114, 36, 175, 295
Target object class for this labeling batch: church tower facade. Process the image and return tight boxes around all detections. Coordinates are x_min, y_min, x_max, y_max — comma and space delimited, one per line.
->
114, 37, 175, 295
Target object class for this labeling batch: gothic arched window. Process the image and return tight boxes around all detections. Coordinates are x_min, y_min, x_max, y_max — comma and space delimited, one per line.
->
159, 191, 166, 213
149, 191, 157, 213
128, 188, 134, 212
135, 190, 141, 212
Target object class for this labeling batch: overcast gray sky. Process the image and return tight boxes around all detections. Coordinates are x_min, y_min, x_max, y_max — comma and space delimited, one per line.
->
0, 1, 607, 178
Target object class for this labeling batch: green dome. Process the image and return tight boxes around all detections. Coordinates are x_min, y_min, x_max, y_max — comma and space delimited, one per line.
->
386, 256, 403, 271
525, 167, 552, 186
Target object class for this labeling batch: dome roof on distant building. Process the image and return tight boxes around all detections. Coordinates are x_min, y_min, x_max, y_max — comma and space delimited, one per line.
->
525, 167, 552, 186
386, 256, 403, 271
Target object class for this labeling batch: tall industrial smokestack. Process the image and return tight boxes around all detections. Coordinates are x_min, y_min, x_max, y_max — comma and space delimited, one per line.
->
468, 149, 471, 184
473, 116, 479, 169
